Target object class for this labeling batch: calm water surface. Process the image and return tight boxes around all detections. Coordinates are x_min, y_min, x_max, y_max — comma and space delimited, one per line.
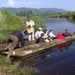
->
42, 18, 75, 34
14, 18, 75, 75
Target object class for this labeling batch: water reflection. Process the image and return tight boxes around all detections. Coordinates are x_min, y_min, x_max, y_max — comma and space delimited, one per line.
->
12, 42, 72, 67
41, 54, 51, 60
57, 42, 72, 52
12, 47, 54, 66
11, 18, 75, 75
11, 41, 75, 75
67, 18, 75, 24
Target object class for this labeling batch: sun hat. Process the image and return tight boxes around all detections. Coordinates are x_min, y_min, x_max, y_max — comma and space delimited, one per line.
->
39, 27, 42, 30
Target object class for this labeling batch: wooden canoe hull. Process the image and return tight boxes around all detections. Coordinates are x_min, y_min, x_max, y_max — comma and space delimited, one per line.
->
0, 34, 75, 57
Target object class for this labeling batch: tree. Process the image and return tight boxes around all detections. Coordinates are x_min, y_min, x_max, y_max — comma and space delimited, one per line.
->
26, 10, 35, 17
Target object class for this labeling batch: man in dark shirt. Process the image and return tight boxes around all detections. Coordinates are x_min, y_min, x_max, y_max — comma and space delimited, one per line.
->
39, 33, 50, 43
39, 33, 45, 42
63, 29, 72, 37
5, 30, 25, 59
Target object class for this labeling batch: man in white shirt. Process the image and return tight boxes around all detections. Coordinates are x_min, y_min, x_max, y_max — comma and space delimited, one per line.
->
49, 30, 56, 39
35, 27, 44, 39
26, 17, 35, 41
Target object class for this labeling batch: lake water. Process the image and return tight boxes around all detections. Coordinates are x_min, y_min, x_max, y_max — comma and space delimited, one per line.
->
13, 18, 75, 75
41, 18, 75, 34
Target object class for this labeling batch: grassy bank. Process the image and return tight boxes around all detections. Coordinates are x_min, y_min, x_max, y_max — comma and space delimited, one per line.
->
0, 55, 38, 75
0, 10, 25, 41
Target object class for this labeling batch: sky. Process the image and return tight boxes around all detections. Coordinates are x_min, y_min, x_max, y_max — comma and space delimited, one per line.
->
0, 0, 75, 11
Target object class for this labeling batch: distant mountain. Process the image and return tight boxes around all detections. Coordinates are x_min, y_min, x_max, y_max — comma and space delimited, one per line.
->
0, 7, 69, 14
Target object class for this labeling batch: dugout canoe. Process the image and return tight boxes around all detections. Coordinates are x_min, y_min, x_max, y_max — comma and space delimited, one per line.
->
0, 34, 75, 57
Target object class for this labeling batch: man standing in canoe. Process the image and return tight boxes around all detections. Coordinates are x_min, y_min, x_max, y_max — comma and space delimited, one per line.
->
26, 17, 35, 41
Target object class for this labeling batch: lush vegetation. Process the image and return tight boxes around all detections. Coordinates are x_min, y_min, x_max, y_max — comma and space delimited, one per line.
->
0, 9, 75, 41
0, 10, 41, 75
0, 10, 25, 31
0, 55, 38, 75
0, 10, 25, 41
0, 10, 45, 41
17, 10, 45, 29
44, 12, 75, 19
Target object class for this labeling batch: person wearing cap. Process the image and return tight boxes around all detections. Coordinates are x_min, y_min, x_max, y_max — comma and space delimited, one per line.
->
35, 27, 44, 43
26, 17, 35, 41
35, 27, 44, 39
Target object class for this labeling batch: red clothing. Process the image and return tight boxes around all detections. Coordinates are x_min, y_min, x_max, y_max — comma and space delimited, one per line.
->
56, 34, 66, 40
58, 44, 67, 49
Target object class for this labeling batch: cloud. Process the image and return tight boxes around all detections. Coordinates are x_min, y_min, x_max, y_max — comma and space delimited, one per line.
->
8, 0, 14, 6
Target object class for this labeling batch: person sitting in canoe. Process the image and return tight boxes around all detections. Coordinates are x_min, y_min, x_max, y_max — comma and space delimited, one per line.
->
63, 29, 72, 37
35, 27, 44, 39
35, 27, 44, 43
39, 33, 50, 43
43, 29, 48, 38
56, 32, 66, 40
49, 30, 56, 39
5, 30, 26, 59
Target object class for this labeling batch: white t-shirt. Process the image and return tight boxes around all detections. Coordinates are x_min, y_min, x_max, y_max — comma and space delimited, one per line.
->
35, 31, 44, 38
26, 20, 35, 27
49, 32, 56, 37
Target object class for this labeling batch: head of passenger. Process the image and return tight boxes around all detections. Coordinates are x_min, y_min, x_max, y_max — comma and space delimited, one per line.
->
59, 32, 63, 35
41, 33, 44, 38
50, 30, 53, 33
27, 17, 31, 22
43, 29, 47, 33
24, 30, 28, 35
65, 29, 68, 32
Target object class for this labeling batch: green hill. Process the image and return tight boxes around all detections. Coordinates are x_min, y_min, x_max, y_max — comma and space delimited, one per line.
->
0, 7, 68, 15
